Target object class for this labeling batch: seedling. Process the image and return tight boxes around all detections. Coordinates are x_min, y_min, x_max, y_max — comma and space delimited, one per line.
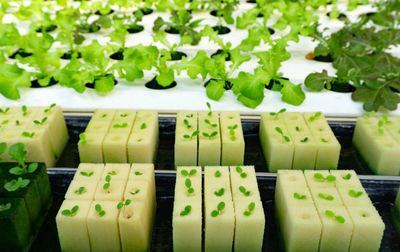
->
214, 188, 225, 197
204, 119, 218, 128
117, 199, 131, 210
0, 202, 11, 212
183, 130, 200, 140
95, 204, 106, 217
44, 104, 56, 113
228, 124, 238, 141
183, 119, 192, 129
325, 210, 345, 223
206, 102, 212, 116
186, 114, 194, 118
80, 171, 93, 177
33, 117, 48, 125
79, 133, 87, 144
120, 113, 128, 118
74, 186, 86, 195
181, 169, 197, 177
103, 175, 112, 190
211, 201, 225, 217
8, 143, 38, 176
275, 127, 290, 142
180, 205, 192, 216
15, 120, 20, 126
0, 108, 9, 114
363, 111, 376, 120
22, 131, 35, 138
202, 131, 218, 139
269, 108, 286, 119
108, 171, 117, 176
243, 202, 255, 216
235, 166, 248, 178
293, 192, 307, 200
295, 126, 300, 131
61, 205, 79, 217
185, 178, 194, 194
113, 123, 128, 128
215, 170, 221, 177
140, 123, 147, 129
342, 173, 352, 180
321, 138, 329, 143
309, 112, 322, 122
1, 119, 9, 125
130, 189, 140, 195
318, 193, 334, 201
348, 189, 363, 198
314, 173, 336, 182
300, 137, 308, 143
135, 171, 143, 176
239, 186, 251, 196
382, 114, 391, 124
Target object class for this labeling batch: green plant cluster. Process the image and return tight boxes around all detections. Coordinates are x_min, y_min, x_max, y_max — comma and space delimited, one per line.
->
1, 0, 396, 111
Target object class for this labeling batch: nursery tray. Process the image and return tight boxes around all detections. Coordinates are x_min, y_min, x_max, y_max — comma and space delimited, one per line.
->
30, 169, 400, 252
58, 113, 374, 175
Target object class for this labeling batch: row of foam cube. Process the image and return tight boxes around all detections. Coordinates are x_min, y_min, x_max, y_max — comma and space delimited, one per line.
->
0, 105, 69, 166
0, 163, 52, 251
78, 110, 159, 164
259, 112, 341, 171
56, 163, 156, 252
172, 166, 265, 252
276, 170, 385, 252
353, 116, 400, 175
174, 111, 245, 167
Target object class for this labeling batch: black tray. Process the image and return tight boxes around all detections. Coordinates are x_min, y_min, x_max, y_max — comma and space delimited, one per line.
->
31, 169, 400, 252
58, 115, 372, 174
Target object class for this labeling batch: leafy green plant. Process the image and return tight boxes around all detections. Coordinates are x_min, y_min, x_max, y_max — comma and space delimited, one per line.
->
208, 0, 238, 28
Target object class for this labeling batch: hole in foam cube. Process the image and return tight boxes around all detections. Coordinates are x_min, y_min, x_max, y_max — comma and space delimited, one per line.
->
359, 211, 370, 218
123, 208, 133, 219
382, 141, 393, 148
112, 136, 121, 141
301, 212, 311, 220
288, 175, 297, 182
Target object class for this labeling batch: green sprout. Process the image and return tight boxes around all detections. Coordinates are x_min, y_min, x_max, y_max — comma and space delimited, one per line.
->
295, 126, 300, 131
183, 119, 192, 129
318, 193, 334, 201
117, 199, 131, 210
239, 186, 251, 196
275, 127, 290, 142
61, 205, 79, 217
342, 173, 352, 180
44, 103, 56, 113
235, 166, 248, 178
130, 189, 140, 195
206, 102, 212, 116
113, 123, 128, 128
79, 133, 87, 144
95, 204, 106, 217
1, 119, 9, 125
215, 170, 221, 177
185, 178, 194, 194
80, 171, 94, 177
140, 123, 147, 129
211, 201, 225, 217
7, 143, 38, 176
184, 130, 200, 140
180, 205, 192, 216
135, 171, 143, 176
108, 171, 117, 176
22, 105, 27, 116
377, 120, 385, 134
0, 107, 10, 114
243, 202, 256, 216
120, 113, 128, 118
202, 131, 218, 139
348, 189, 363, 198
74, 186, 86, 195
204, 119, 218, 128
314, 173, 336, 182
33, 117, 48, 125
4, 177, 30, 192
186, 114, 194, 118
293, 192, 307, 200
214, 188, 225, 197
228, 124, 238, 141
181, 169, 197, 177
363, 111, 376, 120
300, 137, 308, 143
309, 112, 322, 122
22, 131, 35, 138
102, 114, 107, 118
15, 120, 20, 126
269, 108, 286, 119
325, 210, 345, 223
103, 175, 112, 190
0, 203, 11, 212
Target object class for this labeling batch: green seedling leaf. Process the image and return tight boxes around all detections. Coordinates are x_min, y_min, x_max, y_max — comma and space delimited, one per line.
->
236, 166, 243, 173
181, 170, 189, 176
314, 173, 324, 180
183, 119, 191, 129
28, 163, 38, 173
348, 189, 363, 198
215, 170, 221, 177
294, 192, 307, 200
0, 202, 11, 212
22, 131, 35, 138
239, 186, 251, 196
321, 138, 329, 143
135, 171, 143, 176
140, 123, 147, 129
244, 202, 256, 216
217, 201, 225, 211
4, 177, 30, 191
130, 189, 140, 195
325, 210, 335, 218
300, 137, 309, 143
75, 186, 86, 195
79, 133, 87, 144
214, 188, 225, 197
180, 205, 192, 216
342, 173, 352, 180
80, 171, 94, 177
206, 102, 212, 116
189, 169, 197, 176
318, 193, 334, 201
61, 205, 79, 217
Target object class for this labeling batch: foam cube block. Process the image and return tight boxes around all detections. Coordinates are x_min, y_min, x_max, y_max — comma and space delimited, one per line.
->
173, 200, 202, 252
103, 133, 129, 163
174, 112, 198, 166
56, 200, 91, 252
78, 132, 106, 163
87, 201, 121, 252
219, 112, 244, 166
